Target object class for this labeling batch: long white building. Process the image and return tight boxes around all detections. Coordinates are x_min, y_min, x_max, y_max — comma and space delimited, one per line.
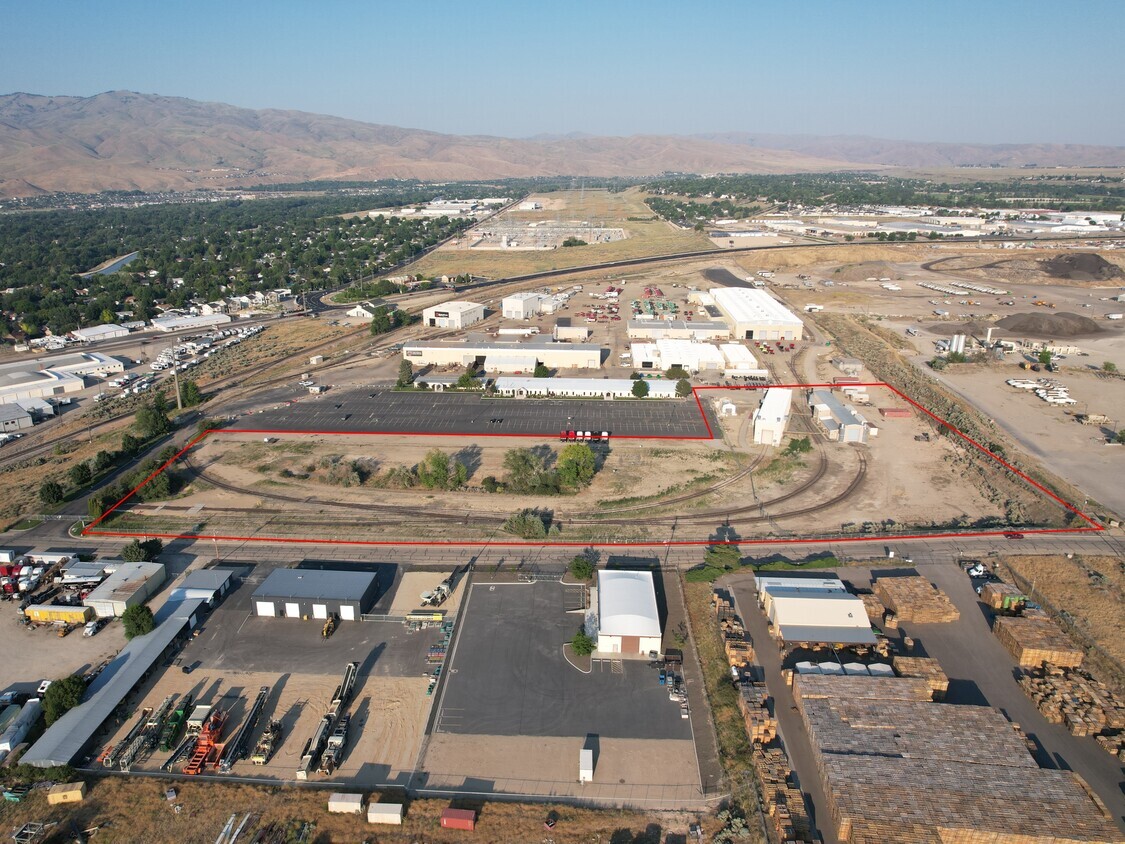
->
151, 314, 232, 333
712, 287, 805, 341
403, 339, 603, 371
631, 339, 725, 374
0, 352, 123, 406
720, 344, 769, 381
752, 388, 793, 446
492, 377, 679, 399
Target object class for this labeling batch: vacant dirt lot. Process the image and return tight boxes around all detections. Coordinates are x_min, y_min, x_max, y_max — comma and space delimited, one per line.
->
0, 616, 127, 692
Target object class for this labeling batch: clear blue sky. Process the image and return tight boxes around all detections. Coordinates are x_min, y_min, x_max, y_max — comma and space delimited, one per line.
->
3, 0, 1123, 145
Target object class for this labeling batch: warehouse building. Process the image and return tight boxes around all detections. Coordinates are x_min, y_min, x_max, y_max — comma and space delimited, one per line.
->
168, 567, 237, 605
0, 405, 34, 432
630, 339, 725, 374
752, 388, 793, 446
501, 292, 545, 320
711, 287, 805, 341
808, 389, 871, 444
151, 313, 232, 332
720, 344, 769, 380
595, 570, 662, 655
493, 376, 679, 399
403, 338, 603, 371
252, 568, 380, 622
626, 319, 730, 341
552, 318, 591, 342
422, 300, 485, 330
69, 324, 129, 343
757, 575, 876, 645
0, 351, 124, 406
20, 594, 211, 768
83, 561, 166, 618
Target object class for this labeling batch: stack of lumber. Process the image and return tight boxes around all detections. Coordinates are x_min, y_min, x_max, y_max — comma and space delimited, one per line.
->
873, 576, 960, 623
1018, 666, 1125, 740
1094, 732, 1125, 762
737, 683, 776, 744
892, 656, 950, 701
712, 590, 736, 622
994, 616, 1084, 668
751, 745, 814, 843
724, 636, 754, 669
980, 581, 1028, 612
858, 592, 885, 623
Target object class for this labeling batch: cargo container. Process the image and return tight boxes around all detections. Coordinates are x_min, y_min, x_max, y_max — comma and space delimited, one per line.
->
24, 605, 93, 624
440, 808, 476, 831
328, 793, 364, 815
46, 782, 86, 805
367, 803, 404, 825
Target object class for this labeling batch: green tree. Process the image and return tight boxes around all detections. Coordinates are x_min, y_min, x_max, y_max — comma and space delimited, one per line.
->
68, 462, 92, 487
120, 433, 141, 456
502, 448, 549, 494
368, 305, 407, 335
665, 365, 690, 380
533, 363, 551, 378
42, 675, 87, 726
561, 237, 587, 247
947, 351, 967, 364
121, 604, 155, 639
120, 540, 147, 562
556, 443, 597, 489
631, 379, 650, 398
929, 357, 947, 371
1117, 429, 1125, 445
92, 450, 114, 472
416, 449, 466, 489
1038, 348, 1053, 366
784, 437, 812, 455
705, 544, 742, 571
38, 481, 64, 506
396, 358, 413, 388
568, 554, 595, 581
135, 400, 170, 438
675, 378, 692, 398
99, 307, 116, 324
456, 367, 478, 389
1103, 361, 1118, 373
570, 629, 595, 655
179, 380, 204, 407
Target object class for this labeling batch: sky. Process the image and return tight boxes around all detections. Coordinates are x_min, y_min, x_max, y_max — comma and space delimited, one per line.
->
3, 0, 1123, 145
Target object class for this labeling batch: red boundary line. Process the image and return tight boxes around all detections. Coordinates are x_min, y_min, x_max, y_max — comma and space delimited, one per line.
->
83, 382, 1103, 548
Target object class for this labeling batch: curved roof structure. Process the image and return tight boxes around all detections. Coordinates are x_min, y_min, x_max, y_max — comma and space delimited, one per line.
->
597, 570, 660, 638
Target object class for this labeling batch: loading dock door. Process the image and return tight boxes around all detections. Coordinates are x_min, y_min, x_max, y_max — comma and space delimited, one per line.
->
256, 601, 275, 617
339, 605, 356, 621
285, 602, 301, 618
312, 604, 328, 620
621, 635, 641, 653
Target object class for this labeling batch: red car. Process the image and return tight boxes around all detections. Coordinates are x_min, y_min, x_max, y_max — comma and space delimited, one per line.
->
1003, 532, 1025, 539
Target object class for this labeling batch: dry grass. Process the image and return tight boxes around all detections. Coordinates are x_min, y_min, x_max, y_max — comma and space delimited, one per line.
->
404, 188, 715, 279
1000, 555, 1125, 678
0, 776, 716, 843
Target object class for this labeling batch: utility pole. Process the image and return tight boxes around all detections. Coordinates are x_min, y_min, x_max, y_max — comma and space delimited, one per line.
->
172, 362, 183, 411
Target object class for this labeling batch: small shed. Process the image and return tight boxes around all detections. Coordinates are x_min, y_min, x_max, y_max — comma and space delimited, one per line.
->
440, 808, 476, 830
367, 802, 404, 825
46, 782, 86, 805
579, 747, 594, 782
328, 793, 365, 815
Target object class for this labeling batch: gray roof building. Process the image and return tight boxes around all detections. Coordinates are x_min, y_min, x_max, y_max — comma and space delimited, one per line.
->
252, 568, 380, 622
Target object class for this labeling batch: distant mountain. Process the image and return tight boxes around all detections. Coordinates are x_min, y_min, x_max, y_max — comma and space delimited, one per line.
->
696, 132, 1125, 169
0, 91, 1122, 198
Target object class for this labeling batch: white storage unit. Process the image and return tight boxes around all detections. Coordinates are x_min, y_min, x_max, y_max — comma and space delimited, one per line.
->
493, 377, 679, 399
752, 388, 793, 447
328, 793, 365, 815
422, 300, 485, 330
368, 803, 404, 825
579, 747, 594, 782
151, 314, 232, 332
501, 292, 544, 319
0, 699, 42, 753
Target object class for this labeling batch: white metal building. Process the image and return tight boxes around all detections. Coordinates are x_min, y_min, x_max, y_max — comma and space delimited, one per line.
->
252, 568, 380, 621
630, 339, 725, 374
493, 377, 679, 399
720, 344, 769, 380
83, 561, 167, 618
711, 287, 805, 341
752, 388, 793, 446
0, 405, 34, 432
757, 575, 875, 645
69, 324, 129, 343
808, 389, 871, 443
626, 320, 731, 341
422, 301, 485, 330
345, 302, 381, 319
553, 318, 591, 341
595, 570, 662, 655
151, 314, 232, 332
403, 339, 603, 370
501, 292, 544, 320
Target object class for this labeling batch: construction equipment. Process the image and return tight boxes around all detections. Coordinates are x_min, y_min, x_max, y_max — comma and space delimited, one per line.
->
332, 662, 358, 710
321, 613, 337, 639
119, 696, 176, 771
318, 714, 350, 774
297, 663, 358, 779
420, 578, 452, 607
183, 708, 227, 775
159, 694, 192, 751
250, 720, 282, 765
218, 686, 270, 774
102, 707, 152, 769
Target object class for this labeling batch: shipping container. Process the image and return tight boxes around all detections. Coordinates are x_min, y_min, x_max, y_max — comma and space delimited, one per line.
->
440, 808, 476, 830
24, 605, 93, 624
328, 793, 364, 815
367, 802, 404, 825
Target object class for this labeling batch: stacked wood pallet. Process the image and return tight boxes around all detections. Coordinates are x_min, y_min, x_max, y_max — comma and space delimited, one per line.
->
873, 576, 959, 623
1095, 732, 1125, 762
751, 745, 814, 843
712, 589, 736, 621
892, 655, 950, 701
1018, 666, 1125, 740
725, 636, 754, 669
980, 581, 1028, 612
994, 616, 1084, 669
737, 683, 777, 744
858, 592, 885, 623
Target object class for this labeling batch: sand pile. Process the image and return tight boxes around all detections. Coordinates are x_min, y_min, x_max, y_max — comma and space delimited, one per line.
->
1039, 253, 1123, 282
995, 311, 1104, 338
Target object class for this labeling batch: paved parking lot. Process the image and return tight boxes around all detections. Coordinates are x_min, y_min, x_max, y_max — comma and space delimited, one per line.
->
435, 580, 693, 740
228, 388, 714, 439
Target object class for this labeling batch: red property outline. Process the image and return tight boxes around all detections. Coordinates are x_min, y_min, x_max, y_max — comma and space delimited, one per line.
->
83, 382, 1103, 548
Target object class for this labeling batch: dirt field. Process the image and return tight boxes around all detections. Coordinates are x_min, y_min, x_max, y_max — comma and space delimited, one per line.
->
0, 617, 127, 692
0, 776, 716, 843
421, 733, 704, 807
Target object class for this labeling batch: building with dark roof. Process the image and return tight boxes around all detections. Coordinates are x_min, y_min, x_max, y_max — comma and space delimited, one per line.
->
252, 568, 380, 622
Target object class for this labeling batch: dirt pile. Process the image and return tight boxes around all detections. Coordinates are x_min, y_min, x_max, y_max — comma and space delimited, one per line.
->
995, 312, 1104, 338
1039, 253, 1124, 282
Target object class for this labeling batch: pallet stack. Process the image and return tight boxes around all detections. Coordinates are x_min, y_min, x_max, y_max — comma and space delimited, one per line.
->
858, 592, 886, 624
994, 616, 1084, 669
980, 581, 1028, 613
725, 635, 754, 670
873, 576, 960, 623
892, 656, 950, 701
1018, 667, 1125, 743
737, 683, 777, 744
752, 745, 814, 844
712, 590, 736, 622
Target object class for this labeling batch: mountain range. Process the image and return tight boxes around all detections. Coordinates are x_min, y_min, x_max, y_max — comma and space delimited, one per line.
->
1, 91, 1123, 197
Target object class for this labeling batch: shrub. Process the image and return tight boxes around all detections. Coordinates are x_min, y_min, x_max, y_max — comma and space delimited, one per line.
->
122, 604, 155, 639
568, 554, 595, 581
38, 481, 64, 505
502, 508, 556, 538
571, 629, 595, 655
